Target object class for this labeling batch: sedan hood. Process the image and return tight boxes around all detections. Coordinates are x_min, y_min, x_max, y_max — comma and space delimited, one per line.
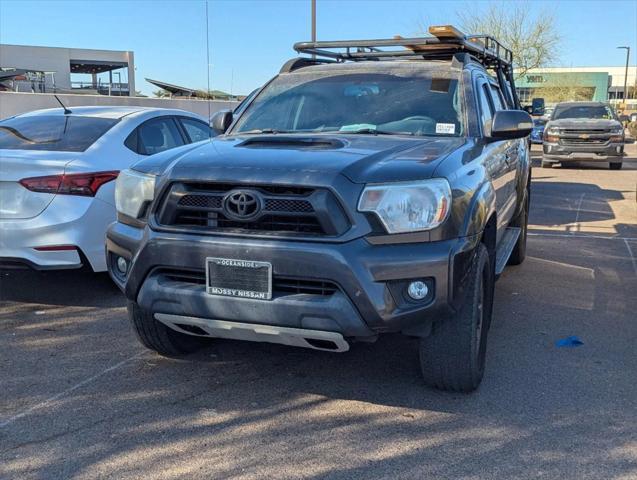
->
135, 134, 464, 186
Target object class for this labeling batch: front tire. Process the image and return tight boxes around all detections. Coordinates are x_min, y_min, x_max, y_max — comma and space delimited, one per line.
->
419, 243, 494, 392
128, 301, 208, 356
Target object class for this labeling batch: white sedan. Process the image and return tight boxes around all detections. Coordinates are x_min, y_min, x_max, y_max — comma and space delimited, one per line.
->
0, 106, 212, 272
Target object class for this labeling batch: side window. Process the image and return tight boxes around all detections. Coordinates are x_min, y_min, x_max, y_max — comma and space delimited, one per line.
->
233, 88, 259, 117
137, 117, 184, 155
179, 117, 212, 143
478, 82, 494, 131
489, 85, 505, 111
124, 129, 138, 153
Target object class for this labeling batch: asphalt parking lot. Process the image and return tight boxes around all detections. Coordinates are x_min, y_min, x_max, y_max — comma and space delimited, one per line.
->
1, 147, 636, 480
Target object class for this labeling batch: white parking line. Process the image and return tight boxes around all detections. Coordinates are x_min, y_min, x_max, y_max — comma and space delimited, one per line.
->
0, 351, 145, 429
624, 239, 637, 276
528, 232, 637, 241
572, 193, 585, 226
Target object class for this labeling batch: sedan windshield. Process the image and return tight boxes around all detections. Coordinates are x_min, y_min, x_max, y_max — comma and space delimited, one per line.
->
553, 105, 615, 120
233, 68, 464, 136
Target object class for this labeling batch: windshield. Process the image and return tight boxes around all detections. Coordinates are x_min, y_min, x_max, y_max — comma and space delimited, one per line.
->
0, 115, 118, 152
552, 105, 615, 121
233, 68, 464, 136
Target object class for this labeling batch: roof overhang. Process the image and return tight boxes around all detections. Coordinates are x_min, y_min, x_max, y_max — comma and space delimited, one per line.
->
70, 59, 128, 74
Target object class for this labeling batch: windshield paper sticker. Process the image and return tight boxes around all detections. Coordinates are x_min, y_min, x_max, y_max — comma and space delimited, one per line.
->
436, 123, 455, 134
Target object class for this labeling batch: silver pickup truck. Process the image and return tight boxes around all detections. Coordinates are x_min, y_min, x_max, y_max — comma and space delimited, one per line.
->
542, 101, 625, 170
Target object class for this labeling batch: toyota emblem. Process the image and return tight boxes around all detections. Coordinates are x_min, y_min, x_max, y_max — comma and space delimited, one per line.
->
224, 190, 261, 219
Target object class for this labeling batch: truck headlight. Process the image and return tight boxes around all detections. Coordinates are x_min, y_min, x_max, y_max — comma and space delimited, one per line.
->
115, 169, 156, 220
544, 126, 559, 142
358, 179, 451, 233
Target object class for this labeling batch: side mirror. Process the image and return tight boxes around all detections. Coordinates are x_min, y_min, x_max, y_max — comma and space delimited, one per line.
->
211, 110, 233, 135
489, 110, 533, 141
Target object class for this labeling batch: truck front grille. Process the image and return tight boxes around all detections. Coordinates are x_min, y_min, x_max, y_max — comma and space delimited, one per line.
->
561, 138, 607, 145
174, 211, 324, 234
156, 182, 349, 237
562, 129, 610, 135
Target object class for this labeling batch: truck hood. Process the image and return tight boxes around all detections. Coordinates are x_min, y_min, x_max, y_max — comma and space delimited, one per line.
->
133, 134, 465, 185
548, 118, 622, 130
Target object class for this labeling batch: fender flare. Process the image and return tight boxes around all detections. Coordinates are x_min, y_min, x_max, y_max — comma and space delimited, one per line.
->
459, 181, 497, 238
513, 142, 532, 218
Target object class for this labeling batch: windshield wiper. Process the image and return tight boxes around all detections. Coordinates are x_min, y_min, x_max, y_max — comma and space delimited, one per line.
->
339, 128, 415, 136
0, 125, 60, 144
239, 128, 293, 135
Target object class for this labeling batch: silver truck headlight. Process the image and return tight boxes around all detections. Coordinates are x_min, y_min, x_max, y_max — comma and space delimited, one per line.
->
610, 126, 624, 135
545, 126, 560, 135
115, 169, 156, 219
358, 179, 452, 233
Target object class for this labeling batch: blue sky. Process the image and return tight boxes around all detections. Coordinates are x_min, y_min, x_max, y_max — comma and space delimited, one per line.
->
1, 0, 636, 96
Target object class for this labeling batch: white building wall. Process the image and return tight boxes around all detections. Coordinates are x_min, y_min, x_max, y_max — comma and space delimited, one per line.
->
0, 44, 134, 91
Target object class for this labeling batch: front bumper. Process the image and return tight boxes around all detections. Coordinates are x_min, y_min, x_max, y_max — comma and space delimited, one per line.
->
543, 141, 624, 161
107, 222, 480, 339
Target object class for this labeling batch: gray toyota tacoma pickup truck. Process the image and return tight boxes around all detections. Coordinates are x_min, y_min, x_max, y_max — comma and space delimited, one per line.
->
542, 101, 625, 170
107, 26, 533, 392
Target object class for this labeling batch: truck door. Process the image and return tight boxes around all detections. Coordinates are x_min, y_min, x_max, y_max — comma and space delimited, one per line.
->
476, 77, 514, 241
489, 82, 519, 226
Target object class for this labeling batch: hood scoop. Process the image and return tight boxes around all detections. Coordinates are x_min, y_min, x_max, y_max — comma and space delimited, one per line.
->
237, 136, 345, 150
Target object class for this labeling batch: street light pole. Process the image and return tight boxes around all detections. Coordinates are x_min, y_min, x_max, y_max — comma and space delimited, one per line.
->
311, 0, 316, 59
311, 0, 316, 43
617, 46, 630, 106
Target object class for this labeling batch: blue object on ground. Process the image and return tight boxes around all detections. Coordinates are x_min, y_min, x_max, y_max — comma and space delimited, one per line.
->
556, 336, 584, 347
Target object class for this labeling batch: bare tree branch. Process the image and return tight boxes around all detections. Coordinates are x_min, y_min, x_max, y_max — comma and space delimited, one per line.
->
457, 1, 561, 78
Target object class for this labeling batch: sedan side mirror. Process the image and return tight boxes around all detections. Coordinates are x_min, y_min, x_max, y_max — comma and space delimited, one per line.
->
211, 110, 233, 135
489, 110, 533, 141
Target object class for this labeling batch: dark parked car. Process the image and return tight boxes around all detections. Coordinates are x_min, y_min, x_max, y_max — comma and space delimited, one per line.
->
542, 101, 625, 169
530, 117, 546, 144
106, 26, 532, 392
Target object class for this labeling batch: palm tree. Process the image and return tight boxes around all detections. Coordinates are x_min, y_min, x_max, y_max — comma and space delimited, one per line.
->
152, 89, 170, 98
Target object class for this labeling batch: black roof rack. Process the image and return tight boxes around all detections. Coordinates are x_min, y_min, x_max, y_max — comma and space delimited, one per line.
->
290, 25, 521, 109
293, 25, 513, 71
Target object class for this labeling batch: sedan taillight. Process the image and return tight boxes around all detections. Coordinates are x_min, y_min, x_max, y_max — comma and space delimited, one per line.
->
19, 171, 119, 197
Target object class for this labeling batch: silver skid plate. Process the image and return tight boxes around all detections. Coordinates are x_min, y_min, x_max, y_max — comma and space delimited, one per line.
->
155, 313, 350, 352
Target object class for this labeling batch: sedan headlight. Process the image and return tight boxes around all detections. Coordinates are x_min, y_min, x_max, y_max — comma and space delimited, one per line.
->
358, 179, 451, 234
115, 169, 156, 220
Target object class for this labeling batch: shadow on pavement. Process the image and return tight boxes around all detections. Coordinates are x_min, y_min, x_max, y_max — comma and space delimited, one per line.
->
2, 233, 637, 479
530, 180, 637, 238
0, 269, 122, 308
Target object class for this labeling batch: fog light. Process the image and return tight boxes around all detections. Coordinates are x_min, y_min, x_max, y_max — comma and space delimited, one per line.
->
116, 256, 128, 274
407, 281, 429, 300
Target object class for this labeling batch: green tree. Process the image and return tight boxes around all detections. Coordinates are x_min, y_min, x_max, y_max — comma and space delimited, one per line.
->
152, 89, 170, 98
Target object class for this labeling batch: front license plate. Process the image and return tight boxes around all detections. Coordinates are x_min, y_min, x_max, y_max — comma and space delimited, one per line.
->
206, 257, 272, 300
